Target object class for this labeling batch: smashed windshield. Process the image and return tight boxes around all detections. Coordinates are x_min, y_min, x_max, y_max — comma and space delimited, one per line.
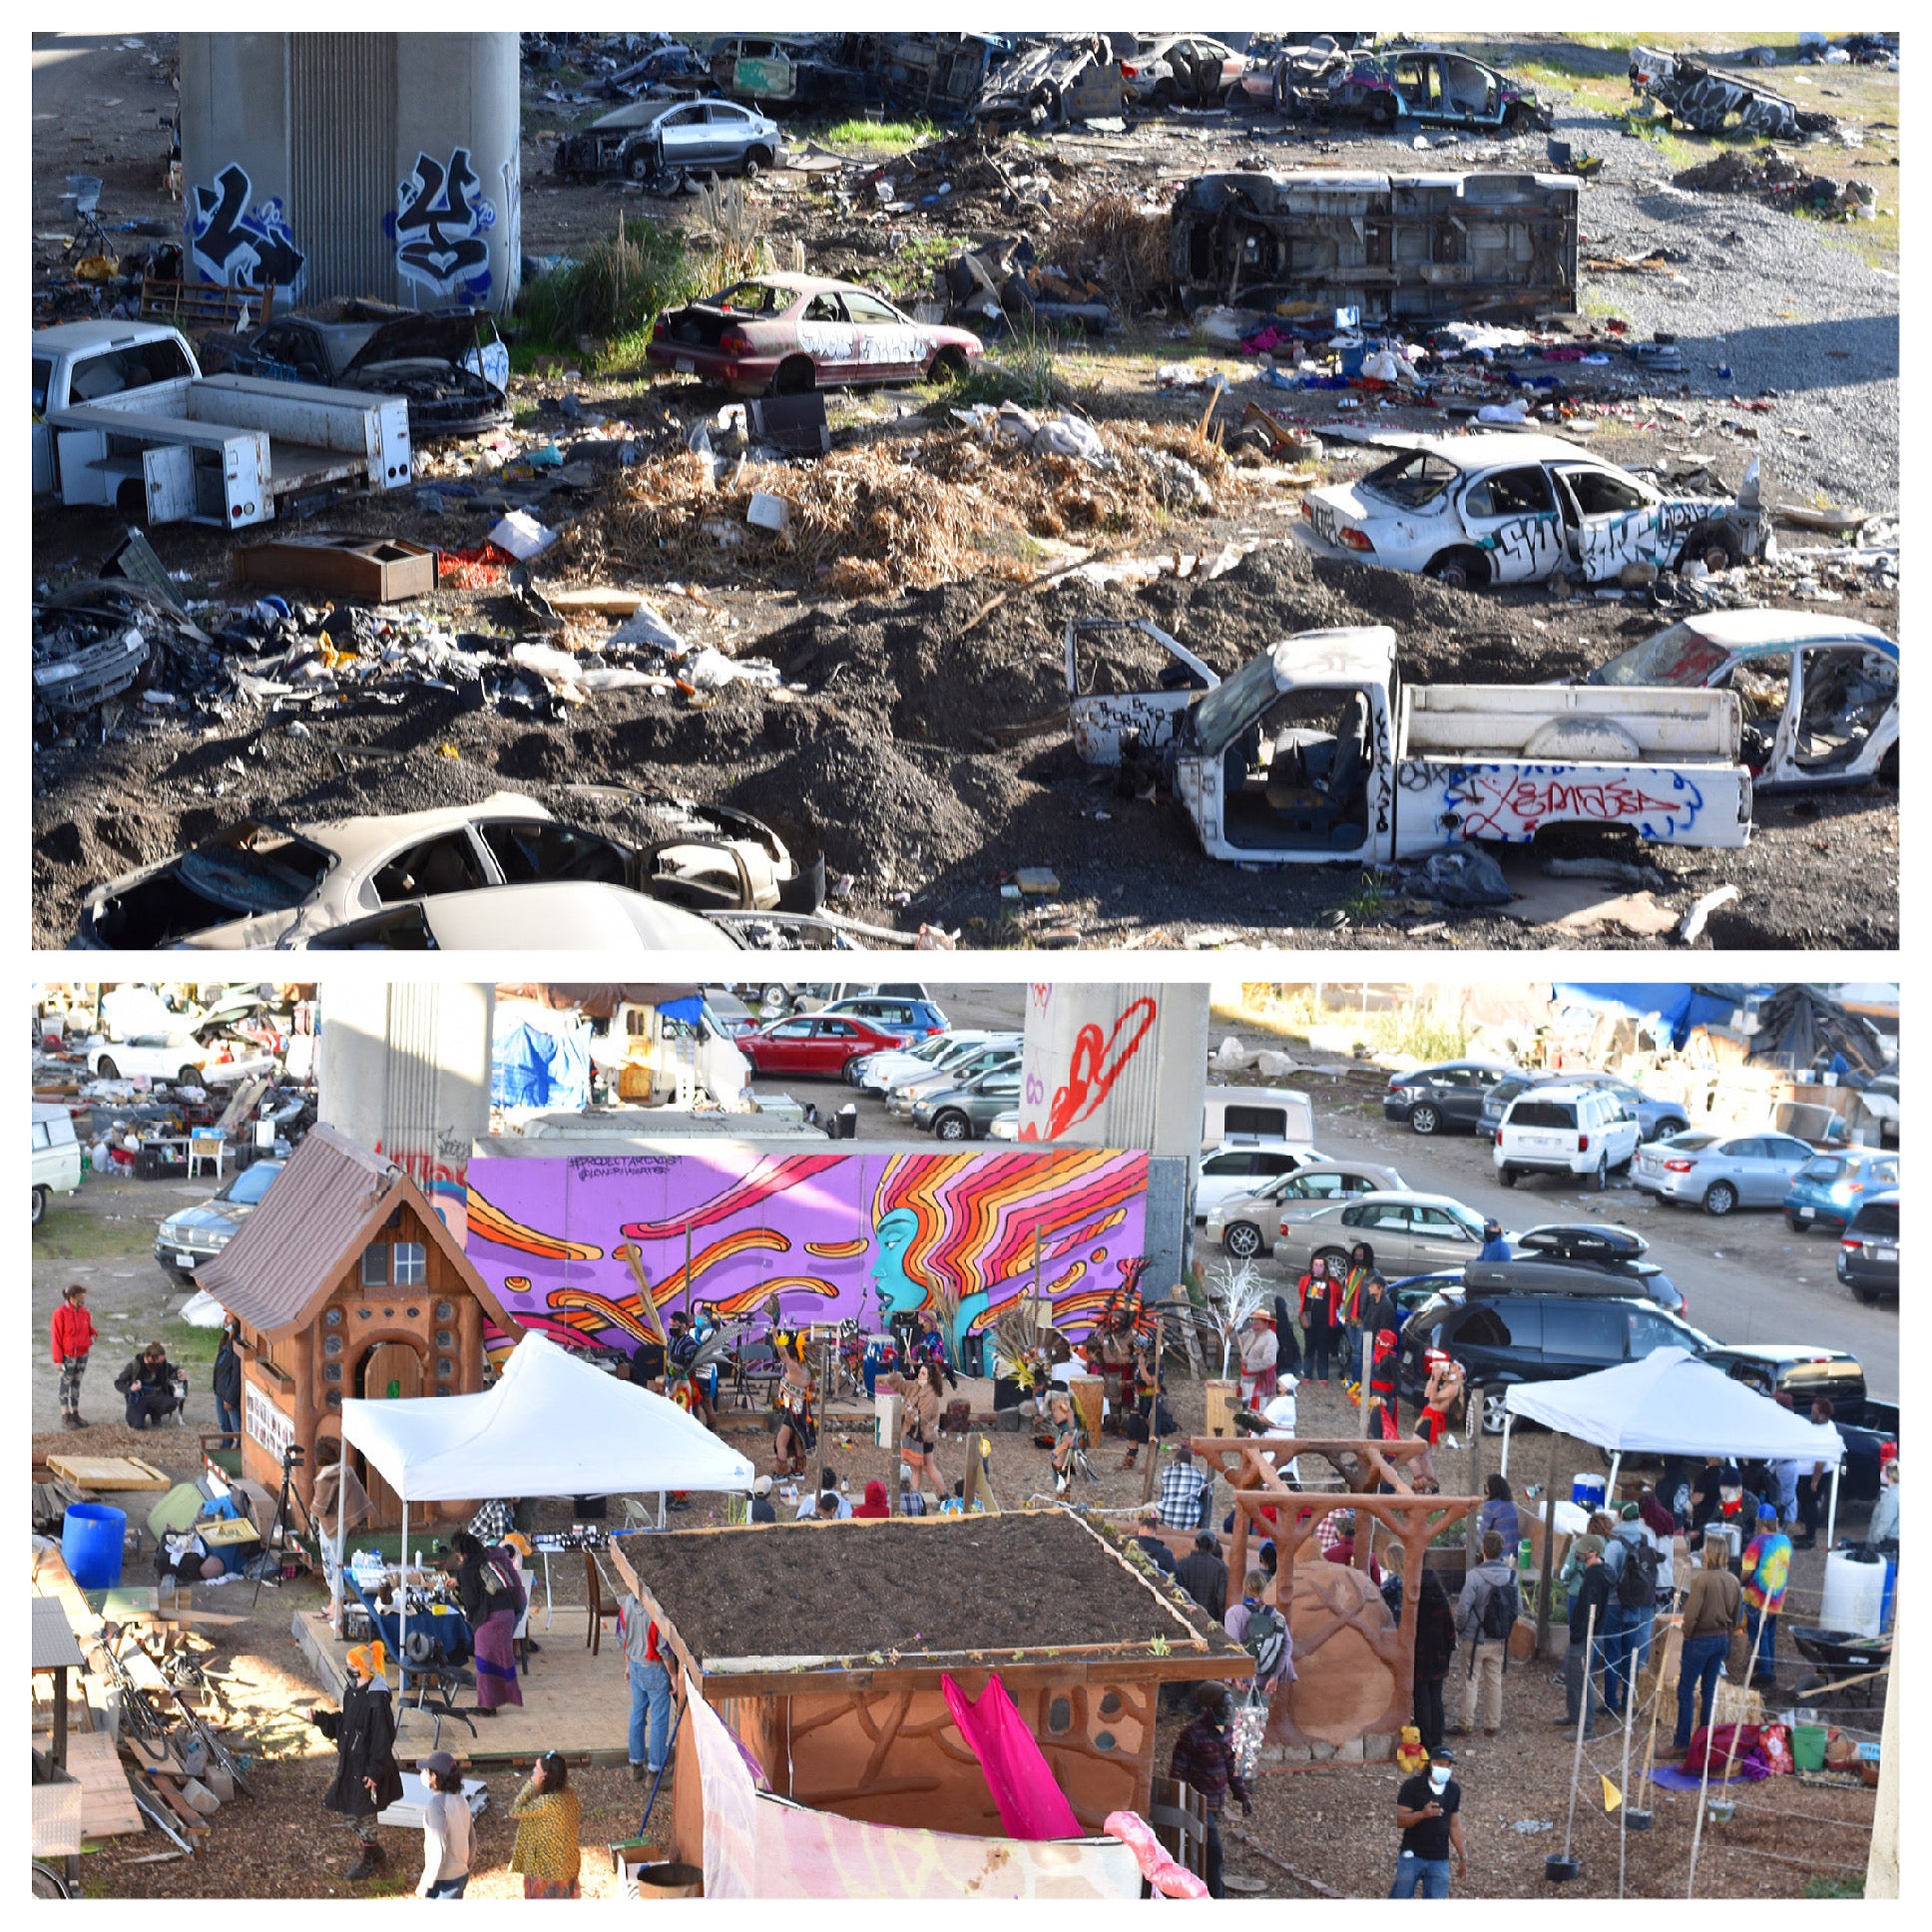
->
1360, 449, 1462, 509
1595, 623, 1732, 689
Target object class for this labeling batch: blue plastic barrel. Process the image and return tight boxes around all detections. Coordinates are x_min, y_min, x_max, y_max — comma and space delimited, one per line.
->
1881, 1557, 1897, 1633
62, 1502, 127, 1590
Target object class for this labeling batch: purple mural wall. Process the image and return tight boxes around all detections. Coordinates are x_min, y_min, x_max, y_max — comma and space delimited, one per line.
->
465, 1147, 1151, 1356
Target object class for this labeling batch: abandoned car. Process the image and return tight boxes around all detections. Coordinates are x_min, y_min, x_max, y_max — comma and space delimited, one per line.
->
970, 36, 1127, 129
1121, 35, 1244, 109
1320, 47, 1553, 131
1589, 611, 1898, 792
554, 97, 783, 182
647, 273, 982, 396
77, 792, 808, 950
1629, 47, 1837, 140
1294, 434, 1764, 588
302, 881, 739, 953
199, 302, 510, 438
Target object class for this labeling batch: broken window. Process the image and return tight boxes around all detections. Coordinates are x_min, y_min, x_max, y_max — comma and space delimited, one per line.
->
1217, 685, 1374, 852
371, 831, 487, 903
842, 291, 903, 324
478, 819, 629, 887
1465, 466, 1557, 518
32, 355, 53, 413
1559, 467, 1650, 517
1791, 646, 1898, 771
801, 293, 845, 321
1361, 449, 1461, 509
68, 336, 195, 402
714, 281, 785, 314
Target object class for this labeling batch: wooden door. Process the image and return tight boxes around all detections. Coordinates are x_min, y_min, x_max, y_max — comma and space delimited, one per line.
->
356, 1341, 422, 1530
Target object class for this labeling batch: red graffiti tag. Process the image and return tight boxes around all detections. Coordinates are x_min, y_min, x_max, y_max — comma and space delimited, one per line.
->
1043, 997, 1160, 1139
1452, 770, 1698, 838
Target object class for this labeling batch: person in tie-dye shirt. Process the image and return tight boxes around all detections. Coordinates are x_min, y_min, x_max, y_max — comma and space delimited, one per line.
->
1740, 1503, 1793, 1686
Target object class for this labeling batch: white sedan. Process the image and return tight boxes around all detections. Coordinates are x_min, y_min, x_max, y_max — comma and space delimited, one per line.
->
1295, 432, 1764, 589
1195, 1142, 1324, 1220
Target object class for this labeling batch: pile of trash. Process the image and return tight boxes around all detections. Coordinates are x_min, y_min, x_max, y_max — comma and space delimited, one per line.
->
1674, 149, 1878, 218
943, 237, 1115, 334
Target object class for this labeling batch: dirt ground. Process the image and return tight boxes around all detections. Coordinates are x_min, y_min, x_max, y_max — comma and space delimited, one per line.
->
31, 34, 1899, 951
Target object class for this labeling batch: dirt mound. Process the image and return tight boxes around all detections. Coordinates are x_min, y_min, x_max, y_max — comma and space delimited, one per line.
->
1673, 148, 1868, 215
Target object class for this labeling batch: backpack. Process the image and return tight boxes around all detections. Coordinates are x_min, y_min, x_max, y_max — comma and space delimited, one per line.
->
1617, 1537, 1660, 1610
1478, 1572, 1521, 1642
1241, 1603, 1288, 1683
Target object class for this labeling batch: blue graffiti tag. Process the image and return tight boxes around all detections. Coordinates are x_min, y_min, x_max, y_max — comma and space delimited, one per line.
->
186, 162, 306, 292
388, 148, 496, 302
1438, 761, 1704, 843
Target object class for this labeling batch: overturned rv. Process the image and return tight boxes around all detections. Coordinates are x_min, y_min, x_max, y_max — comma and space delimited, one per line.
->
1170, 171, 1579, 321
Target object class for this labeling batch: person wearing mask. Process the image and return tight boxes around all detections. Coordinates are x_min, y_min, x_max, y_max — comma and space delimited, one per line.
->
1456, 1530, 1520, 1739
448, 1531, 525, 1716
747, 1475, 777, 1524
1133, 1505, 1177, 1575
1341, 1242, 1378, 1386
1478, 1474, 1520, 1553
114, 1341, 184, 1430
794, 1466, 854, 1520
901, 1362, 946, 1497
310, 1642, 405, 1882
620, 1592, 672, 1783
1868, 1453, 1900, 1548
1176, 1532, 1229, 1624
1794, 1399, 1835, 1548
1158, 1444, 1213, 1532
1357, 1274, 1402, 1357
1476, 1218, 1511, 1263
1740, 1502, 1792, 1687
1672, 1537, 1744, 1752
852, 1479, 891, 1520
1411, 1567, 1457, 1756
1561, 1536, 1612, 1738
1271, 1290, 1302, 1380
1366, 1328, 1401, 1445
1297, 1256, 1340, 1387
210, 1317, 244, 1450
1389, 1747, 1466, 1898
509, 1751, 583, 1898
416, 1749, 473, 1898
51, 1282, 97, 1431
1237, 1309, 1278, 1412
897, 1462, 929, 1518
1169, 1683, 1251, 1898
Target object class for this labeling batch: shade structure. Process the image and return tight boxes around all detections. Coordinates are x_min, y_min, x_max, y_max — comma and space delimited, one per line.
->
1501, 1348, 1847, 1464
340, 1331, 755, 1503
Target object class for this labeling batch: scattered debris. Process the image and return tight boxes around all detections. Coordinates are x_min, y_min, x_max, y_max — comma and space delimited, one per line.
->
1678, 881, 1741, 943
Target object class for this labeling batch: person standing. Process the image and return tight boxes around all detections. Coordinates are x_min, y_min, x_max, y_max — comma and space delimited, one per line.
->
212, 1317, 243, 1450
51, 1283, 97, 1430
1868, 1454, 1900, 1548
1740, 1503, 1792, 1687
310, 1642, 405, 1883
1176, 1532, 1228, 1624
1237, 1309, 1278, 1412
1478, 1475, 1520, 1552
620, 1592, 673, 1784
1561, 1537, 1611, 1738
1169, 1683, 1251, 1899
449, 1531, 525, 1716
1389, 1747, 1466, 1898
1476, 1219, 1511, 1263
510, 1751, 583, 1899
1297, 1257, 1339, 1386
1794, 1399, 1834, 1548
1411, 1568, 1457, 1756
1455, 1530, 1520, 1739
1271, 1291, 1302, 1380
901, 1362, 946, 1497
416, 1749, 473, 1898
1367, 1328, 1402, 1444
1341, 1241, 1378, 1387
1672, 1537, 1743, 1751
1047, 1389, 1082, 1499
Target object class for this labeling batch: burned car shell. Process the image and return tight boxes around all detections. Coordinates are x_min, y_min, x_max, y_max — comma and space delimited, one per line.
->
201, 304, 510, 438
1589, 610, 1898, 792
647, 272, 981, 398
1629, 47, 1837, 141
1121, 35, 1244, 108
77, 791, 800, 950
1322, 47, 1551, 131
302, 881, 741, 953
1294, 432, 1764, 587
971, 36, 1127, 129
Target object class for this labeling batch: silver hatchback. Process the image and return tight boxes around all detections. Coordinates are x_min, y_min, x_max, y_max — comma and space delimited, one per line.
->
1632, 1129, 1816, 1215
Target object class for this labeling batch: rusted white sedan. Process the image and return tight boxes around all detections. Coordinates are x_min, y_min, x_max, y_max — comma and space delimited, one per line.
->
647, 272, 983, 397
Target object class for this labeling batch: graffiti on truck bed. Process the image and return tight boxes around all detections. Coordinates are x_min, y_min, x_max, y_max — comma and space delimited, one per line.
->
1430, 761, 1707, 842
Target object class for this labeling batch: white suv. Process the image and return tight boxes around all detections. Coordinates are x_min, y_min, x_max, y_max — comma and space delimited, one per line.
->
1494, 1084, 1640, 1192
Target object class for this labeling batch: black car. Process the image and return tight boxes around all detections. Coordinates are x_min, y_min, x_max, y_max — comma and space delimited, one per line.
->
1837, 1193, 1898, 1304
1398, 1271, 1712, 1432
1382, 1060, 1520, 1136
1702, 1342, 1889, 1499
1507, 1224, 1686, 1316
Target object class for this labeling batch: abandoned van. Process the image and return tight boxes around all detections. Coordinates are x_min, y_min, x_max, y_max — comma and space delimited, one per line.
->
32, 1103, 82, 1224
1202, 1088, 1315, 1148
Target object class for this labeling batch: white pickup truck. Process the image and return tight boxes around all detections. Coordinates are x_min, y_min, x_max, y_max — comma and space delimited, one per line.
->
33, 319, 411, 527
1074, 622, 1752, 863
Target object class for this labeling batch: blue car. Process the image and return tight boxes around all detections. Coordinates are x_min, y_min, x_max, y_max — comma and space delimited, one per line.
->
1783, 1148, 1901, 1235
816, 994, 949, 1046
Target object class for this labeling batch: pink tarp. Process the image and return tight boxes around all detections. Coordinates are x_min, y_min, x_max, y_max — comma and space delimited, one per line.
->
688, 1679, 1142, 1899
942, 1672, 1083, 1841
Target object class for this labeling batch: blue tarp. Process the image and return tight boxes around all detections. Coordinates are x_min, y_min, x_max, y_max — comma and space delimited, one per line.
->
1552, 984, 1771, 1050
492, 1019, 591, 1111
659, 995, 704, 1028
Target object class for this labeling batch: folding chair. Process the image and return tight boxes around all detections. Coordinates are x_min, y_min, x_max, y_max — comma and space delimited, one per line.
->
343, 1570, 476, 1742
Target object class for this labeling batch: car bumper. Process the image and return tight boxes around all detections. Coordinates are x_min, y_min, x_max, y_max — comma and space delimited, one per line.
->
1495, 1151, 1590, 1176
1634, 1168, 1696, 1201
156, 1240, 220, 1271
644, 341, 781, 394
1289, 520, 1380, 566
1788, 1200, 1851, 1230
1381, 1100, 1413, 1124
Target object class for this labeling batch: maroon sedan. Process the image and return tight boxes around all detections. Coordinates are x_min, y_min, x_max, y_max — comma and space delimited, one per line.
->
646, 272, 983, 397
739, 1012, 905, 1079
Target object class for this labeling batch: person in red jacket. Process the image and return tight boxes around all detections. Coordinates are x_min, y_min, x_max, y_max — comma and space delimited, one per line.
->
51, 1283, 97, 1430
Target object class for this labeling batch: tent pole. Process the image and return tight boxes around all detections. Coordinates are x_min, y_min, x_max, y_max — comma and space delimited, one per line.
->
1827, 1463, 1840, 1548
1500, 1409, 1513, 1479
399, 1496, 409, 1701
335, 1455, 349, 1636
1536, 1425, 1562, 1658
1607, 1451, 1622, 1501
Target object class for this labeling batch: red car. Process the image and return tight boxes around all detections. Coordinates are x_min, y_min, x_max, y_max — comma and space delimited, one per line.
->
738, 1012, 905, 1078
646, 272, 983, 398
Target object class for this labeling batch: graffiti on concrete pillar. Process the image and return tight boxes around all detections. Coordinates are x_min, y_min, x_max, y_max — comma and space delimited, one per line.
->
498, 146, 522, 310
390, 147, 496, 301
186, 162, 307, 293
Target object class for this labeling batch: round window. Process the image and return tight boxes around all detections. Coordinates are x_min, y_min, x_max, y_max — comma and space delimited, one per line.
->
435, 1329, 454, 1350
323, 1334, 343, 1358
324, 1307, 343, 1327
406, 1306, 421, 1320
1099, 1690, 1123, 1718
1047, 1696, 1072, 1734
435, 1302, 454, 1322
1095, 1730, 1116, 1751
436, 1384, 452, 1398
326, 1391, 342, 1408
437, 1359, 454, 1380
357, 1307, 373, 1320
323, 1364, 341, 1384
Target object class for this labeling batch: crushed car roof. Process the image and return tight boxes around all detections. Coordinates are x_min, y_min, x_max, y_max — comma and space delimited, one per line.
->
1671, 611, 1896, 655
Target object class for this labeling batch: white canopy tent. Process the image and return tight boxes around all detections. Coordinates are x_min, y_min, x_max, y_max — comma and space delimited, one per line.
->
1501, 1347, 1849, 1543
338, 1332, 754, 1676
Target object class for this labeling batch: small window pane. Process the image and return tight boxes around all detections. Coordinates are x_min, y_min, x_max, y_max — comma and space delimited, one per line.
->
360, 1245, 389, 1286
394, 1242, 426, 1287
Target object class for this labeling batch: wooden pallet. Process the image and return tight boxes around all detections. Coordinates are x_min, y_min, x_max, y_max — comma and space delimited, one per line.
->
48, 1454, 173, 1491
36, 1726, 145, 1839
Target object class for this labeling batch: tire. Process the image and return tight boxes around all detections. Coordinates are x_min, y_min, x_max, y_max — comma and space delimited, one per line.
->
1499, 1165, 1518, 1188
1656, 1119, 1688, 1141
1702, 1181, 1738, 1217
1481, 1387, 1511, 1435
32, 1863, 71, 1900
96, 1055, 120, 1080
1409, 1103, 1441, 1136
1316, 1245, 1351, 1274
1682, 525, 1741, 574
178, 1066, 202, 1088
926, 345, 968, 385
1427, 547, 1491, 593
933, 1111, 971, 1143
1785, 1211, 1809, 1233
1154, 78, 1177, 110
1223, 1221, 1263, 1260
1850, 1282, 1881, 1305
772, 356, 815, 397
33, 1186, 48, 1226
1590, 1154, 1609, 1192
840, 1056, 868, 1083
629, 148, 655, 184
1371, 92, 1399, 127
742, 147, 771, 179
1502, 101, 1531, 135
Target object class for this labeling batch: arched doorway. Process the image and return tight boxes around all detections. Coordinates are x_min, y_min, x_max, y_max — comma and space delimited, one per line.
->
355, 1340, 423, 1528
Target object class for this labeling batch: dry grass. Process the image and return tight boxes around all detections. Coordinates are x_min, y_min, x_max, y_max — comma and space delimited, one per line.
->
1044, 193, 1173, 302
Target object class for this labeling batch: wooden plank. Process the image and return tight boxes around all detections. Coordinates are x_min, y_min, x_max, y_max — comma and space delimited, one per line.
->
40, 1725, 144, 1838
693, 1652, 1246, 1701
545, 586, 647, 616
48, 1454, 174, 1491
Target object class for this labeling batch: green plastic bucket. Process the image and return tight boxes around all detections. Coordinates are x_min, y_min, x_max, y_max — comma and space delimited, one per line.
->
1792, 1723, 1828, 1772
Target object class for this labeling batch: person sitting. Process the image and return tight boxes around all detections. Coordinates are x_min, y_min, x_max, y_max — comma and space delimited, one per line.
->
897, 1462, 928, 1517
1158, 1444, 1213, 1531
1133, 1504, 1178, 1575
115, 1342, 184, 1430
1233, 1372, 1298, 1436
852, 1479, 891, 1520
813, 1493, 842, 1521
747, 1476, 777, 1525
794, 1466, 852, 1520
938, 1479, 985, 1517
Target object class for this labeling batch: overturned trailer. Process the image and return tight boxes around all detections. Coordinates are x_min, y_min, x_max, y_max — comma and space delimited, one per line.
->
1171, 171, 1579, 322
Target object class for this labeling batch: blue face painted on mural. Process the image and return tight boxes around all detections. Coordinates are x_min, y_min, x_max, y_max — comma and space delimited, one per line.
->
868, 1208, 923, 1321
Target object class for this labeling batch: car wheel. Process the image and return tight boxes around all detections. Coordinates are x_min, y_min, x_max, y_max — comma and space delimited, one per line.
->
1850, 1282, 1882, 1305
1657, 1118, 1688, 1140
927, 345, 969, 385
1427, 547, 1491, 593
1703, 1181, 1738, 1217
1784, 1211, 1809, 1233
1481, 1388, 1511, 1435
842, 1058, 866, 1085
1409, 1103, 1441, 1136
1316, 1245, 1351, 1274
1502, 101, 1532, 134
178, 1066, 202, 1088
1499, 1165, 1518, 1188
1223, 1221, 1263, 1260
629, 149, 655, 184
772, 355, 815, 397
32, 1186, 48, 1227
1682, 525, 1741, 574
742, 147, 771, 179
933, 1111, 970, 1142
1590, 1154, 1609, 1192
96, 1055, 120, 1080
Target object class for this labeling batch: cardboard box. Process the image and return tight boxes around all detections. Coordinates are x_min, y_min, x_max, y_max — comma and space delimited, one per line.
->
238, 535, 438, 603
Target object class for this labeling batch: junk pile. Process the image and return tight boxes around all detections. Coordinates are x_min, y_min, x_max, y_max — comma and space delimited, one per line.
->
1673, 149, 1880, 219
942, 237, 1114, 334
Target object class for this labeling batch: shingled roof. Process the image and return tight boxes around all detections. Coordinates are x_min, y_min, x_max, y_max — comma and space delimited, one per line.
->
199, 1125, 517, 1339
